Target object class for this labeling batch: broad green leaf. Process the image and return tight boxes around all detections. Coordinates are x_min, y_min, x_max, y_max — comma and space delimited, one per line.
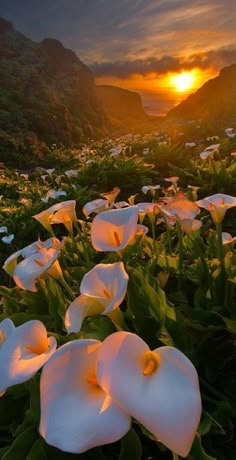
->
184, 434, 216, 460
126, 266, 165, 346
119, 428, 142, 460
26, 438, 47, 460
80, 315, 117, 341
2, 426, 37, 460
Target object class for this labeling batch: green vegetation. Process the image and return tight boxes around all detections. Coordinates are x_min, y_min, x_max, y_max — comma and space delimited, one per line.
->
0, 132, 236, 459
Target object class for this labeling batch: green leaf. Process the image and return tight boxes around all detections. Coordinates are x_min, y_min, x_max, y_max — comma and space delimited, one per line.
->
2, 426, 37, 460
126, 266, 165, 346
118, 429, 142, 460
183, 434, 216, 460
26, 438, 47, 460
80, 315, 117, 341
41, 278, 69, 332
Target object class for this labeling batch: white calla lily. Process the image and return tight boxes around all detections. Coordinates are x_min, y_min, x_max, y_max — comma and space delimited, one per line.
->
65, 262, 128, 333
3, 237, 61, 276
83, 198, 110, 219
0, 320, 56, 396
64, 169, 79, 178
13, 241, 65, 292
142, 185, 160, 195
0, 318, 15, 349
100, 187, 120, 205
39, 339, 131, 453
97, 331, 201, 458
113, 201, 129, 209
2, 234, 14, 244
91, 206, 139, 252
196, 193, 236, 224
41, 189, 67, 203
33, 200, 77, 233
178, 218, 202, 236
222, 232, 236, 245
0, 226, 8, 233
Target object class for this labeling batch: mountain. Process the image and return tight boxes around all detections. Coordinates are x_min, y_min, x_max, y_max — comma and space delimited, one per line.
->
96, 85, 152, 131
167, 64, 236, 125
0, 17, 108, 147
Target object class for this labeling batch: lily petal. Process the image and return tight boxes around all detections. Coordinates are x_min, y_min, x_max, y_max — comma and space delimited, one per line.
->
39, 340, 131, 453
65, 295, 106, 333
80, 262, 129, 313
0, 320, 56, 394
97, 331, 201, 457
91, 206, 139, 252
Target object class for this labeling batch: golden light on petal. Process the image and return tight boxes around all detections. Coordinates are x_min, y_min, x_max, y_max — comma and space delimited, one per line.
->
0, 330, 6, 347
34, 258, 45, 267
103, 289, 111, 298
26, 339, 49, 355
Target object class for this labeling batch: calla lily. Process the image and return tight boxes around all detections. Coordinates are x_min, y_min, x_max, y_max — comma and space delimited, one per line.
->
200, 150, 215, 160
100, 187, 120, 205
142, 185, 160, 195
137, 202, 159, 225
128, 194, 138, 205
33, 200, 77, 233
113, 201, 129, 209
91, 206, 139, 252
83, 198, 110, 219
97, 331, 201, 457
21, 237, 61, 258
178, 219, 202, 236
137, 203, 159, 214
0, 226, 7, 233
0, 320, 56, 396
65, 262, 128, 333
39, 339, 131, 453
0, 318, 15, 348
41, 189, 67, 203
222, 232, 236, 245
206, 143, 220, 151
20, 173, 29, 180
13, 241, 65, 292
158, 197, 200, 222
18, 198, 32, 206
3, 237, 61, 276
196, 193, 236, 224
64, 169, 79, 178
200, 144, 220, 160
164, 176, 179, 184
2, 234, 14, 244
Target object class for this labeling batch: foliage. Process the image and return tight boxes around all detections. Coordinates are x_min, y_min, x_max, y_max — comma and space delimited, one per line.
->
0, 130, 236, 460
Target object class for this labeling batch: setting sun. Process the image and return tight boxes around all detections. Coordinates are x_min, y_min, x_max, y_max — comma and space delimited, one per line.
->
170, 71, 196, 92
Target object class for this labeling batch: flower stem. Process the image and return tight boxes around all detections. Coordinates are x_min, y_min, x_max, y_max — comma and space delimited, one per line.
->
58, 276, 75, 301
216, 222, 224, 270
176, 222, 183, 289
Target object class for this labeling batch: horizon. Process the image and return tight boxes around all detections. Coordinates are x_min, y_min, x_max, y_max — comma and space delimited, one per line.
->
1, 0, 236, 115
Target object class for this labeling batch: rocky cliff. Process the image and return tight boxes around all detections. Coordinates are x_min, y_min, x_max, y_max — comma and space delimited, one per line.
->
0, 18, 108, 145
167, 64, 236, 125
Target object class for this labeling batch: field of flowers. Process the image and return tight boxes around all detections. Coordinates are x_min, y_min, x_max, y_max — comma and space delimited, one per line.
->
0, 128, 236, 460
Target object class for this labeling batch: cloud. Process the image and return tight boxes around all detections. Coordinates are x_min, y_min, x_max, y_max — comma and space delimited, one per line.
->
91, 48, 236, 78
1, 0, 236, 65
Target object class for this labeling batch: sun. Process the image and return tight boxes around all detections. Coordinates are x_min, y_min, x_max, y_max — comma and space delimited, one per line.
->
170, 71, 196, 93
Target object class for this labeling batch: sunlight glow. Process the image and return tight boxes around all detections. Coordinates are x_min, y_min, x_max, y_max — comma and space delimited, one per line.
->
170, 71, 196, 92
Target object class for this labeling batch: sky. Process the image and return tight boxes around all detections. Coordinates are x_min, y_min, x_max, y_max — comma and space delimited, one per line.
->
1, 0, 236, 115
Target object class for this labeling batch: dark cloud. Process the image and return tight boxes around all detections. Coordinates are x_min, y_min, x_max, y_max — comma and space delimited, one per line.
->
0, 0, 236, 64
91, 49, 236, 78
